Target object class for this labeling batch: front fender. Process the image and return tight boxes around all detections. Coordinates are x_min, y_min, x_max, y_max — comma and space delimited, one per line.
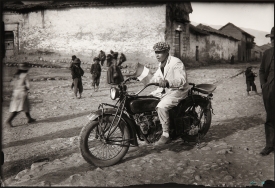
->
88, 108, 138, 146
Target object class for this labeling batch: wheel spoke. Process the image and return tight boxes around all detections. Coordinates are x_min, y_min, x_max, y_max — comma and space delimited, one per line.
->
86, 116, 128, 160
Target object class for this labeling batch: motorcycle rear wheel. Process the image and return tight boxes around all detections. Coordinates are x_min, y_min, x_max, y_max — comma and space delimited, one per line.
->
79, 115, 130, 167
180, 96, 212, 142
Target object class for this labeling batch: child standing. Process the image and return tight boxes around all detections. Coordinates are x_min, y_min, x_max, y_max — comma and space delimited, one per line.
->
71, 60, 84, 99
5, 62, 36, 127
90, 57, 102, 92
245, 66, 258, 95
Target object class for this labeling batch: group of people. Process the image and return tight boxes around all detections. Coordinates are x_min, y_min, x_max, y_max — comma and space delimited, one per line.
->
68, 50, 126, 98
97, 50, 127, 68
4, 27, 274, 158
90, 50, 126, 92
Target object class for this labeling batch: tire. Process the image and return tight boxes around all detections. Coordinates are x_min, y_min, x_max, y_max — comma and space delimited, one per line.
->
79, 115, 130, 167
180, 96, 212, 142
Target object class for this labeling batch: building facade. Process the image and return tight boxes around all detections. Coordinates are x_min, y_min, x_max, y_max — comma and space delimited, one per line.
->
2, 1, 192, 65
219, 23, 255, 62
251, 45, 263, 61
188, 24, 239, 63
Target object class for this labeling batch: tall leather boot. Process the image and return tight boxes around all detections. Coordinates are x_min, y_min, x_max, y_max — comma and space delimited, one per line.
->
5, 112, 18, 127
260, 124, 275, 156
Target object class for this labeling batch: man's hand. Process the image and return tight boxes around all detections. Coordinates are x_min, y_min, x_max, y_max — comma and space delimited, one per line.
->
159, 79, 169, 88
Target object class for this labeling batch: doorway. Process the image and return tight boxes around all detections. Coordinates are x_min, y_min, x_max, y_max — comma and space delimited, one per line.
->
5, 31, 14, 57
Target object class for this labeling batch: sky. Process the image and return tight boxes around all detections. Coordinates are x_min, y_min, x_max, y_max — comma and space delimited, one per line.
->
189, 2, 274, 32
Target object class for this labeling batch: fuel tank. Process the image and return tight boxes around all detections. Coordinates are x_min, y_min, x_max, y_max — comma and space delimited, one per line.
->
129, 97, 160, 114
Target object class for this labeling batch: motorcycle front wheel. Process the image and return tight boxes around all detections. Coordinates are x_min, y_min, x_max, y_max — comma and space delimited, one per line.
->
79, 114, 130, 167
180, 96, 212, 142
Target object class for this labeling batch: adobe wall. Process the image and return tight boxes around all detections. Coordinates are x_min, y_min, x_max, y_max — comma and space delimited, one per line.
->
3, 5, 166, 65
188, 33, 238, 63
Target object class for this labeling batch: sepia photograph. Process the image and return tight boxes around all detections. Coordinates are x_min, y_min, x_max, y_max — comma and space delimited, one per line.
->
0, 0, 274, 187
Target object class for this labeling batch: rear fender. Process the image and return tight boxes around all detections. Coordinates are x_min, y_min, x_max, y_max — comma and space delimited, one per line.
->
88, 108, 138, 146
177, 95, 211, 112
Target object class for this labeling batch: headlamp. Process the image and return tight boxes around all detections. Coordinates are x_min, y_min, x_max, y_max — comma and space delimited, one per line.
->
110, 87, 120, 100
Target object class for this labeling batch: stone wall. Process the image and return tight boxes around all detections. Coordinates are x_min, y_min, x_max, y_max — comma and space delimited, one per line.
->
3, 5, 166, 65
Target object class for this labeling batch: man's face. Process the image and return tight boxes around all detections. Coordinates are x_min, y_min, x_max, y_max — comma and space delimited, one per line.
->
155, 50, 169, 62
94, 60, 99, 64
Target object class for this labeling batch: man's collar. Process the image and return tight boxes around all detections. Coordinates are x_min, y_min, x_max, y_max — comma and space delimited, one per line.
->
161, 54, 169, 64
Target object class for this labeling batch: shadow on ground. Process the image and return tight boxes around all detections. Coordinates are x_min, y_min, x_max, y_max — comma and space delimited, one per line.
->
3, 115, 264, 181
120, 115, 264, 164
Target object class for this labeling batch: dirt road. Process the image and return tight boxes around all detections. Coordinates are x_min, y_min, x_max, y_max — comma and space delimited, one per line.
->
2, 62, 274, 186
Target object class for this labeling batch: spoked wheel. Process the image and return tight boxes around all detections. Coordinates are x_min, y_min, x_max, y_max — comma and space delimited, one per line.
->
180, 96, 212, 142
79, 115, 130, 167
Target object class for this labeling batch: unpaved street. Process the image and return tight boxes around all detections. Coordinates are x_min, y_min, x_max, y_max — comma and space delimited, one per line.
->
2, 62, 274, 187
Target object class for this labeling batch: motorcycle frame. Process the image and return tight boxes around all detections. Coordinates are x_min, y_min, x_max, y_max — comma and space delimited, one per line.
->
89, 79, 214, 147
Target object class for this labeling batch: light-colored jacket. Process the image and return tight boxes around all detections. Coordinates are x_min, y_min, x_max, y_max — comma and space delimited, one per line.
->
150, 55, 189, 109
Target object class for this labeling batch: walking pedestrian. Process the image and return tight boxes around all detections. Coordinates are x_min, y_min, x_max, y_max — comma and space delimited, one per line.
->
98, 50, 106, 66
107, 52, 124, 85
90, 57, 102, 92
71, 58, 84, 99
245, 66, 258, 95
259, 27, 274, 156
5, 62, 36, 127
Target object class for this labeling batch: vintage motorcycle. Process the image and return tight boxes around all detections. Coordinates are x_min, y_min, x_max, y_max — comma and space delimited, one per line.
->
79, 77, 216, 167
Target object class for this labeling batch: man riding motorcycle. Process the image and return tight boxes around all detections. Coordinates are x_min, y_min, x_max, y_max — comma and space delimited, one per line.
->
149, 42, 189, 146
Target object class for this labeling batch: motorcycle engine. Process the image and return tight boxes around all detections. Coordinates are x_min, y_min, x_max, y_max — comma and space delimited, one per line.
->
134, 111, 162, 143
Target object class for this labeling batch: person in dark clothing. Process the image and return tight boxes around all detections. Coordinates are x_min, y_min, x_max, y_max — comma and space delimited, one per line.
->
106, 54, 113, 67
107, 52, 124, 85
71, 59, 84, 99
259, 27, 274, 156
117, 53, 127, 67
245, 66, 258, 95
98, 50, 106, 66
70, 55, 82, 90
90, 57, 102, 92
230, 54, 235, 64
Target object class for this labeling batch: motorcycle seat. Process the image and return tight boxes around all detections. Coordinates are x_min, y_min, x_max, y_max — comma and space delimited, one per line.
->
192, 84, 217, 94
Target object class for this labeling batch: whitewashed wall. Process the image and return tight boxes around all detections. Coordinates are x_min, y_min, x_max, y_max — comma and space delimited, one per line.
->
3, 5, 166, 63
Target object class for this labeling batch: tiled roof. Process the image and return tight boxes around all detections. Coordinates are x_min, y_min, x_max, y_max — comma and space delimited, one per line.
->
196, 24, 239, 41
219, 22, 255, 38
189, 24, 209, 35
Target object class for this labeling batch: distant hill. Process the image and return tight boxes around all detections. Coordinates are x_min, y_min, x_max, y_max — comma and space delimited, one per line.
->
191, 21, 270, 46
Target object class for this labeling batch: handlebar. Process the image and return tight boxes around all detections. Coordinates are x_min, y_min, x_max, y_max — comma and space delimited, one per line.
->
123, 77, 138, 84
124, 77, 196, 95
